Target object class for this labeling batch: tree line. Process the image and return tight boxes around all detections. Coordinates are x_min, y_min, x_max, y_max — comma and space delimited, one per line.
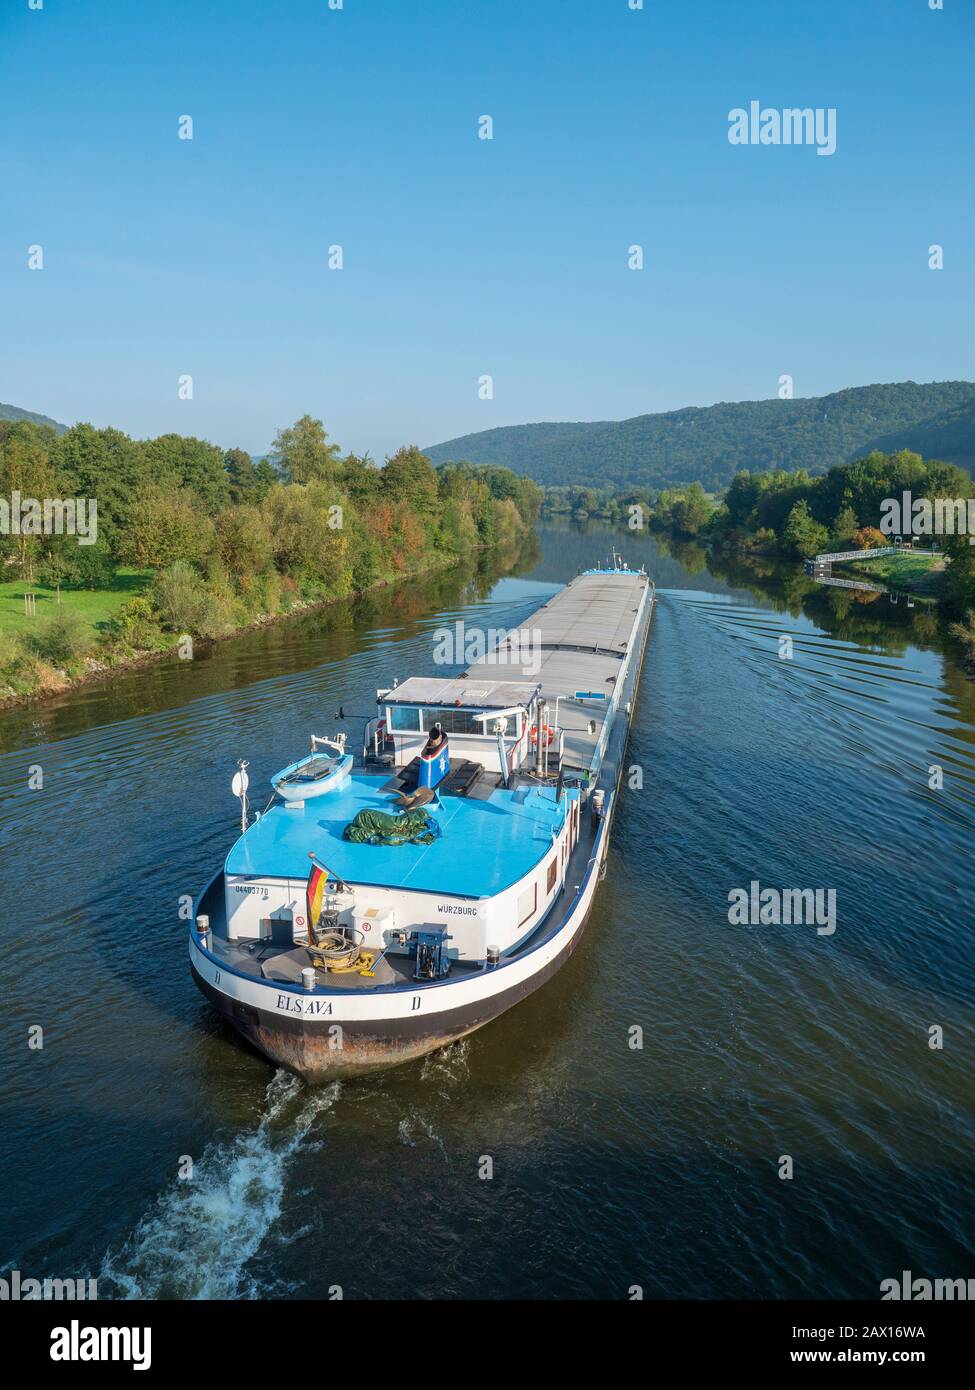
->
544, 450, 975, 612
0, 414, 542, 693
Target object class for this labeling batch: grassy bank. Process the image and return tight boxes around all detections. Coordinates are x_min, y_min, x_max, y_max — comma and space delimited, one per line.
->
0, 552, 478, 709
834, 552, 947, 597
0, 568, 152, 638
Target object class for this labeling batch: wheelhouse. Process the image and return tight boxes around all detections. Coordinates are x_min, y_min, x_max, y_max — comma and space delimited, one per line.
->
374, 676, 543, 777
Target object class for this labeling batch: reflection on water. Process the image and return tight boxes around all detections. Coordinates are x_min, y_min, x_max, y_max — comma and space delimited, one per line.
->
2, 522, 973, 1299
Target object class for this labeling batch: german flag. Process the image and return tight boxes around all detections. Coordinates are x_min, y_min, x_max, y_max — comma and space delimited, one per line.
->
306, 861, 328, 943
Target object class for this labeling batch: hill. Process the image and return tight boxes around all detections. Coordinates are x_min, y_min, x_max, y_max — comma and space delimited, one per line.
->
424, 381, 975, 491
0, 401, 67, 433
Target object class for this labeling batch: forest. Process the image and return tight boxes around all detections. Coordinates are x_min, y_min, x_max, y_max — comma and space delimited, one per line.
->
0, 415, 542, 699
544, 449, 975, 613
425, 381, 975, 491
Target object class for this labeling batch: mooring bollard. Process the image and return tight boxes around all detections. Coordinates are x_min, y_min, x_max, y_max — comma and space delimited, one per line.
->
302, 967, 317, 991
196, 914, 210, 949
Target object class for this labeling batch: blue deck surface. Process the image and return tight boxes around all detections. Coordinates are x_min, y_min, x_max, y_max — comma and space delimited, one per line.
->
225, 772, 574, 898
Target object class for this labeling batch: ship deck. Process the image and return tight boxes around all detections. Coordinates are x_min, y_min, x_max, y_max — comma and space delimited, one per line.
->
226, 771, 573, 898
466, 569, 651, 773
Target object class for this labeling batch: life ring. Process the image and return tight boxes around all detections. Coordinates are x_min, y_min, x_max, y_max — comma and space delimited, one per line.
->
529, 723, 555, 749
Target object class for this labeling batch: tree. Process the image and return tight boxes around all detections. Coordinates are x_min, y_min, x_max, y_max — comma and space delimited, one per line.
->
341, 452, 380, 508
215, 505, 274, 578
830, 503, 859, 545
39, 538, 116, 590
571, 488, 599, 519
141, 434, 231, 513
54, 424, 150, 556
382, 446, 440, 519
782, 500, 829, 558
260, 482, 349, 589
671, 482, 714, 537
0, 421, 56, 577
225, 448, 259, 504
942, 532, 975, 611
253, 457, 277, 499
850, 526, 886, 550
272, 416, 342, 484
120, 485, 215, 568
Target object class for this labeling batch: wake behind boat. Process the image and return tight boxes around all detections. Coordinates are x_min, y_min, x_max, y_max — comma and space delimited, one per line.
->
190, 558, 655, 1077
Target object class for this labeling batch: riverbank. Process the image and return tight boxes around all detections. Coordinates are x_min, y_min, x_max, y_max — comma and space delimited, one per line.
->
0, 552, 476, 713
564, 447, 975, 614
832, 551, 946, 597
1, 416, 543, 711
650, 525, 953, 602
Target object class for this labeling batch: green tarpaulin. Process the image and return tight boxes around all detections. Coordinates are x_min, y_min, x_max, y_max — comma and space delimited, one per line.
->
342, 807, 441, 846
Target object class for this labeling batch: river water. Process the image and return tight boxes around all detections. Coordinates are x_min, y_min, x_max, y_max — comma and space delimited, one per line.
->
2, 525, 974, 1300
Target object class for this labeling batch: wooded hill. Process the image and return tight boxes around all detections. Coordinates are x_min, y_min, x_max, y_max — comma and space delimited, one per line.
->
424, 381, 975, 491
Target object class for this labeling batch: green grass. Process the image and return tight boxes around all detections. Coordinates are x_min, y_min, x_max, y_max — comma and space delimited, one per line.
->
838, 552, 947, 596
0, 568, 152, 639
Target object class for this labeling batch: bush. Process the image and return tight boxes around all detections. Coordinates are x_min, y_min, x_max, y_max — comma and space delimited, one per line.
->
152, 560, 206, 633
195, 591, 236, 639
110, 595, 163, 649
279, 574, 298, 611
0, 632, 41, 695
28, 609, 92, 667
851, 527, 887, 550
252, 569, 282, 616
36, 541, 116, 591
0, 630, 25, 675
151, 561, 238, 638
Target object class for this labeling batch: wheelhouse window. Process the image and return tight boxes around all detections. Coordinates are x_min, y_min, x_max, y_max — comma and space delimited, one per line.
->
387, 705, 422, 732
423, 707, 483, 735
420, 707, 519, 737
387, 704, 523, 738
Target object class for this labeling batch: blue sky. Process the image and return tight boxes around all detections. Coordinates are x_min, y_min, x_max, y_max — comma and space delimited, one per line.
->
1, 0, 972, 459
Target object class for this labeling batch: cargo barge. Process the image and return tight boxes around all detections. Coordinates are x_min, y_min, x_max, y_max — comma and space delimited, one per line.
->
190, 556, 655, 1077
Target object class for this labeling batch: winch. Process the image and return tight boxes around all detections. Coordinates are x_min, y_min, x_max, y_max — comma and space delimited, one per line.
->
411, 928, 452, 981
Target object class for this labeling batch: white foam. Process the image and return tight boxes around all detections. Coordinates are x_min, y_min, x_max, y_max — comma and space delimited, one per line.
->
101, 1072, 340, 1300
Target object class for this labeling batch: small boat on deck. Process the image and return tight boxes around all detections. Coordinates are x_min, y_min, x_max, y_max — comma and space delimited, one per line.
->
190, 559, 655, 1078
271, 735, 352, 803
